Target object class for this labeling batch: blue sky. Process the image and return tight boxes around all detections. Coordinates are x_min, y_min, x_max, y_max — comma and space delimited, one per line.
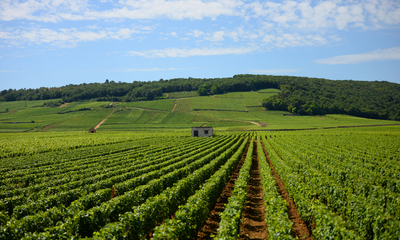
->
1, 0, 400, 90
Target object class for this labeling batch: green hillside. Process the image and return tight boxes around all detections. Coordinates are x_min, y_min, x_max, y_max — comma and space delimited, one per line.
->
0, 89, 397, 132
2, 75, 400, 121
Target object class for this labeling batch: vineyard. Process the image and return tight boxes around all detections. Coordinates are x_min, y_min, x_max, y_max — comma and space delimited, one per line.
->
2, 89, 398, 133
0, 128, 399, 239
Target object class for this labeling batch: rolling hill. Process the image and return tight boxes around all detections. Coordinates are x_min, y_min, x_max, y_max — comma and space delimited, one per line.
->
0, 89, 397, 132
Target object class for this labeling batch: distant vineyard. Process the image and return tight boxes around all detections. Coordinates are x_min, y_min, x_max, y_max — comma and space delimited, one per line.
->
0, 130, 399, 239
165, 91, 199, 98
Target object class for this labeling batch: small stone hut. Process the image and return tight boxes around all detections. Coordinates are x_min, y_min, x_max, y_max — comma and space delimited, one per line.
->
192, 127, 213, 137
89, 128, 96, 133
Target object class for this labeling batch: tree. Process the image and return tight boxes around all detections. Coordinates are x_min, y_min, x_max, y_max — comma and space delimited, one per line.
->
210, 84, 222, 95
197, 84, 210, 96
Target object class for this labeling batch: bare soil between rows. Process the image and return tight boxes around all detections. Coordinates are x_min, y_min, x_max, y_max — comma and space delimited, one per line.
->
195, 137, 313, 240
261, 140, 312, 240
196, 139, 250, 239
239, 139, 268, 239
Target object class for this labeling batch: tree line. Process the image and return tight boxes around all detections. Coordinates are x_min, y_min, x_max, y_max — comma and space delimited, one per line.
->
1, 75, 399, 120
0, 76, 278, 102
261, 77, 400, 121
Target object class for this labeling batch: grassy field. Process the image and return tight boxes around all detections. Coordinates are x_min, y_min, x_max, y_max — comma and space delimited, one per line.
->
165, 91, 199, 98
1, 121, 398, 239
190, 96, 246, 111
120, 99, 175, 111
173, 98, 193, 112
1, 87, 398, 239
0, 88, 398, 132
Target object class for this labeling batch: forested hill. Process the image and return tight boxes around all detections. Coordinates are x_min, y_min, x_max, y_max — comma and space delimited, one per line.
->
262, 77, 400, 121
1, 74, 399, 120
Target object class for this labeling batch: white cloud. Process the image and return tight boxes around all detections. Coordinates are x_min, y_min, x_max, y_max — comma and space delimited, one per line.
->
262, 33, 332, 48
227, 26, 245, 42
0, 0, 89, 22
1, 0, 400, 55
0, 26, 141, 47
315, 47, 400, 64
250, 69, 302, 74
109, 0, 243, 20
168, 32, 178, 37
1, 0, 398, 30
249, 0, 400, 30
205, 31, 226, 41
188, 30, 205, 38
127, 46, 256, 58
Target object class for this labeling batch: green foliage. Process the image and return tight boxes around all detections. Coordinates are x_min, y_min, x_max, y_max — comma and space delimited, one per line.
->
258, 136, 293, 239
215, 138, 254, 239
165, 91, 199, 98
264, 131, 400, 239
262, 78, 400, 120
152, 137, 247, 239
197, 84, 210, 96
96, 136, 242, 239
0, 129, 400, 239
2, 75, 399, 122
42, 99, 65, 107
173, 98, 193, 112
3, 85, 398, 132
190, 96, 246, 111
120, 98, 175, 111
0, 74, 279, 102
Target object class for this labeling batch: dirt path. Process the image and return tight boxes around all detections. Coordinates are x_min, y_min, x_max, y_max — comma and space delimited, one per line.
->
58, 103, 70, 108
213, 117, 260, 126
171, 100, 177, 112
94, 109, 115, 130
248, 121, 261, 126
197, 140, 250, 239
261, 140, 312, 240
239, 139, 268, 239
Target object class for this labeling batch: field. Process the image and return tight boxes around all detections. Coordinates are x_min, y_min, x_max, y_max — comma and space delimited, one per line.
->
165, 91, 199, 98
0, 126, 399, 239
1, 89, 398, 132
1, 89, 400, 239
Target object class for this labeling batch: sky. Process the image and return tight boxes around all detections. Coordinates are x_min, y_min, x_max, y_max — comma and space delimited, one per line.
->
1, 0, 400, 91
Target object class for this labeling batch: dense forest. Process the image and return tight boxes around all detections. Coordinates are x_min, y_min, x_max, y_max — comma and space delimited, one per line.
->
1, 75, 399, 120
262, 77, 400, 120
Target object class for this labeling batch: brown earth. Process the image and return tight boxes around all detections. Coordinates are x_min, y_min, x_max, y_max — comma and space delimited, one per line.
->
197, 139, 250, 239
239, 139, 268, 240
58, 103, 70, 108
248, 121, 261, 126
94, 109, 115, 130
171, 100, 177, 112
261, 140, 312, 240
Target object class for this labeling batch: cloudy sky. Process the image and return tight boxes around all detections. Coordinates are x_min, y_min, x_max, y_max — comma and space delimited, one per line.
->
1, 0, 400, 90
